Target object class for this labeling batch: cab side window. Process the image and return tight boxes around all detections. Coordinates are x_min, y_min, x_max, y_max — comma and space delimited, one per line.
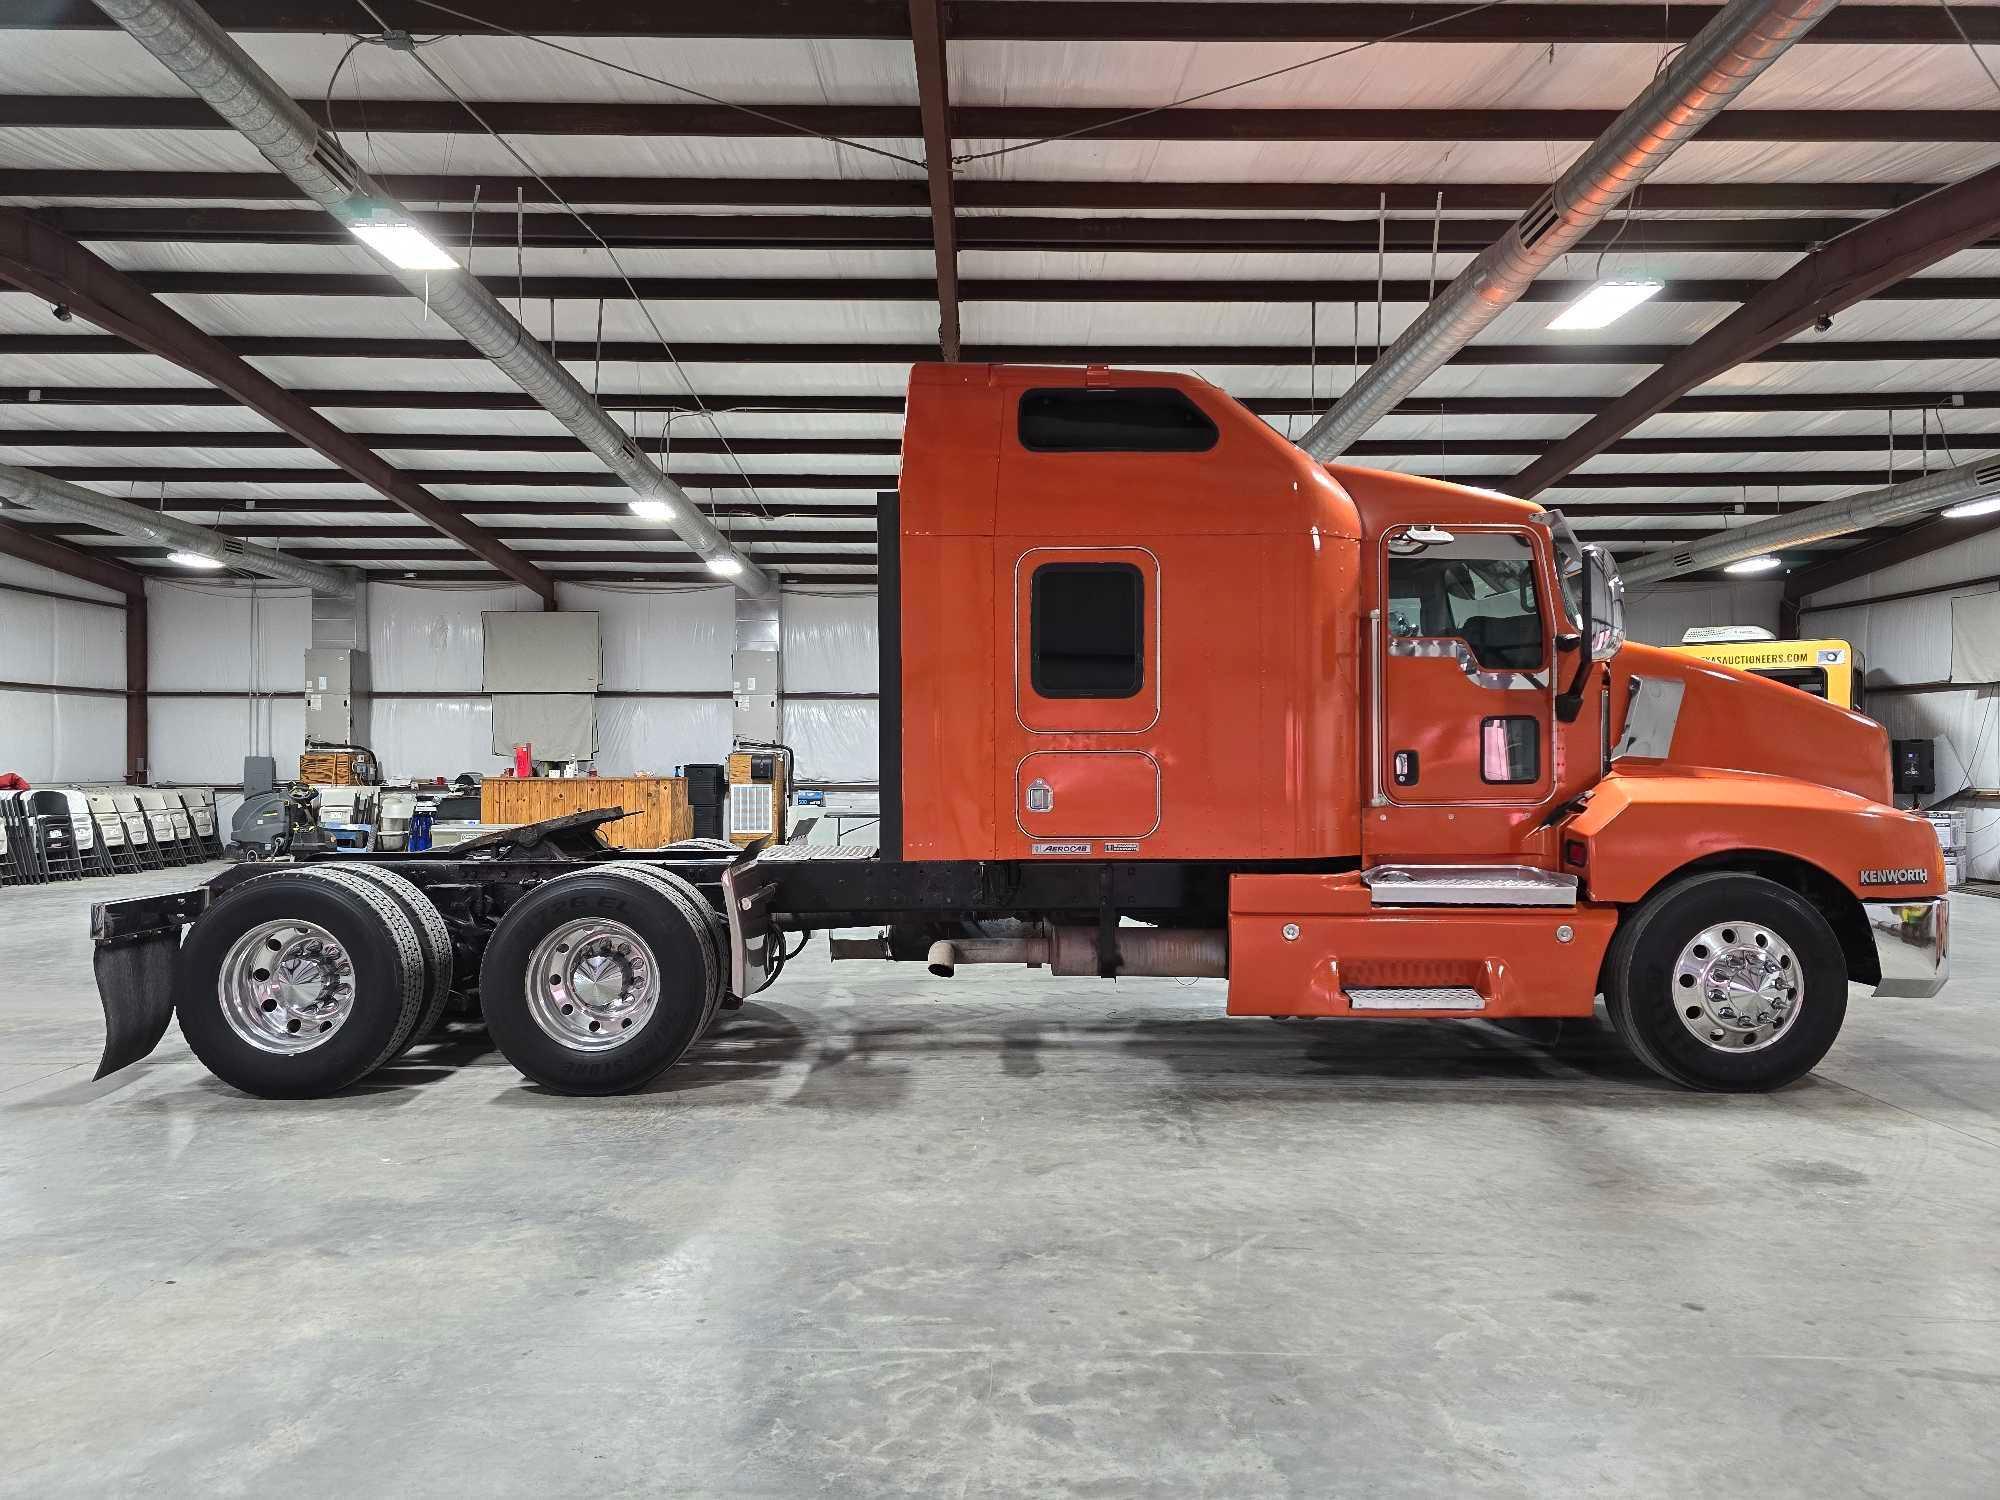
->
1387, 534, 1546, 671
1031, 562, 1144, 698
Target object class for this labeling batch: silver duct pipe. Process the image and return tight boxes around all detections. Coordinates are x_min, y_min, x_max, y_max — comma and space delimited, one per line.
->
1295, 0, 1838, 461
92, 0, 770, 595
0, 463, 357, 594
1622, 455, 2000, 586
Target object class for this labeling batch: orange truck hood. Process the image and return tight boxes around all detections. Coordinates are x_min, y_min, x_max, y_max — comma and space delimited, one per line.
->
1613, 642, 1892, 804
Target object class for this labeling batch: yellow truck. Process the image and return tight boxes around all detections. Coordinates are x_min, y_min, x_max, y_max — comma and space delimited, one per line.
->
1667, 628, 1862, 711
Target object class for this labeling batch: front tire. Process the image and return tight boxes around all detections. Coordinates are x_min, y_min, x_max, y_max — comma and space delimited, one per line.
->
480, 869, 715, 1094
1604, 871, 1848, 1092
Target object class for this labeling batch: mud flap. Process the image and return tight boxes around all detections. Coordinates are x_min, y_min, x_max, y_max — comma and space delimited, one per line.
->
720, 852, 781, 999
91, 889, 207, 1079
92, 935, 182, 1079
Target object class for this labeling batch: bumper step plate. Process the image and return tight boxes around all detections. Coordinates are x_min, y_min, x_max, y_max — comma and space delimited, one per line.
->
1363, 864, 1577, 908
1347, 986, 1486, 1011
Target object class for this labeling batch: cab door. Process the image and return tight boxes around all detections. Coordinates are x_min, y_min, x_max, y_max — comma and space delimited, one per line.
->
1375, 524, 1556, 808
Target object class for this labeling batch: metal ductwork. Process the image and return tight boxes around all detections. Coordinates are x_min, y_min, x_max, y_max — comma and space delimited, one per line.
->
92, 0, 770, 595
0, 462, 357, 593
1622, 456, 2000, 586
1294, 0, 1837, 462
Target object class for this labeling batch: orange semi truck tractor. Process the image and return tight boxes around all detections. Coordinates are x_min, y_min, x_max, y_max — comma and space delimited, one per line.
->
89, 364, 1949, 1099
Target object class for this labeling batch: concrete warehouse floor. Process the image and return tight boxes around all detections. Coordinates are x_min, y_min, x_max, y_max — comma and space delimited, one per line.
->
2, 864, 1997, 1498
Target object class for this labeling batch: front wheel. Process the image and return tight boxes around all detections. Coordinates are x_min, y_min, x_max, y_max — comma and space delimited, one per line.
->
1603, 871, 1848, 1092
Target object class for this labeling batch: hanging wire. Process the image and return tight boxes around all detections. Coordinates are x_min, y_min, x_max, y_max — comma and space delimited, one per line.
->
949, 0, 1517, 165
353, 3, 776, 523
1936, 0, 2000, 99
390, 0, 925, 169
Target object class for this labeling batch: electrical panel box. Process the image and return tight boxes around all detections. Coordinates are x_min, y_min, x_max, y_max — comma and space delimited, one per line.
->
304, 647, 370, 748
1892, 737, 1936, 796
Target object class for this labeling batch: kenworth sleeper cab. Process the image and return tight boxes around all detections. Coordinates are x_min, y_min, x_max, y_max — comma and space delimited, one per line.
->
89, 365, 1949, 1098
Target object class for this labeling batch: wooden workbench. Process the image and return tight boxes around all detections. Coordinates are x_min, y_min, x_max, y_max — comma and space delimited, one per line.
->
481, 776, 692, 850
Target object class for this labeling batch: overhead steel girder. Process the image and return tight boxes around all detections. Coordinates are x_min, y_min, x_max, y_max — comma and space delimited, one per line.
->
1511, 163, 2000, 498
0, 515, 146, 599
908, 0, 960, 360
0, 208, 556, 603
19, 2, 2000, 45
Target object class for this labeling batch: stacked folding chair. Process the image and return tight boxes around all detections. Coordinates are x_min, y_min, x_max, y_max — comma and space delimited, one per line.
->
22, 791, 82, 880
2, 791, 43, 882
135, 791, 188, 866
51, 790, 105, 876
0, 795, 20, 885
113, 791, 162, 870
180, 788, 224, 857
88, 793, 140, 874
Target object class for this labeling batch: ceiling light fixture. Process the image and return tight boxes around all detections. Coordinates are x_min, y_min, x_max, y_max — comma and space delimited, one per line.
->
166, 550, 226, 570
628, 498, 677, 522
344, 212, 460, 272
1548, 278, 1665, 331
1941, 494, 2000, 520
1723, 555, 1783, 574
705, 556, 744, 577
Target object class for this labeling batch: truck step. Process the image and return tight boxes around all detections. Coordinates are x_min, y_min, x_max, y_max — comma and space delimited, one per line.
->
1346, 986, 1487, 1011
1362, 864, 1577, 908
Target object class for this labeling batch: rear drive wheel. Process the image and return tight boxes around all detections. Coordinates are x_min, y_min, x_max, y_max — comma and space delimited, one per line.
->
314, 863, 456, 1051
174, 870, 426, 1098
480, 869, 714, 1094
1604, 871, 1847, 1092
596, 865, 726, 1030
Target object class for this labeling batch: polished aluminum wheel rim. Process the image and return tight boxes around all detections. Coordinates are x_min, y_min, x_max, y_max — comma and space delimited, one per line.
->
525, 918, 659, 1052
1672, 920, 1803, 1053
218, 919, 355, 1055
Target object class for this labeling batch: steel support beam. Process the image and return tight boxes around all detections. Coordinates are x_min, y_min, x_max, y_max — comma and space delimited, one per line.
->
15, 428, 1993, 459
25, 206, 1984, 252
0, 170, 1960, 215
0, 210, 555, 602
12, 271, 1997, 306
22, 2, 2000, 45
4, 97, 1993, 144
14, 333, 2000, 368
8, 386, 1998, 421
1784, 509, 2000, 600
1512, 164, 2000, 497
908, 0, 960, 360
15, 464, 1986, 493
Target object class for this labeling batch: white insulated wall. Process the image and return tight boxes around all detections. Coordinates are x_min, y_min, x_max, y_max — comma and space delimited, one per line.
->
0, 555, 129, 784
140, 580, 884, 786
1623, 578, 1783, 647
1801, 549, 2000, 880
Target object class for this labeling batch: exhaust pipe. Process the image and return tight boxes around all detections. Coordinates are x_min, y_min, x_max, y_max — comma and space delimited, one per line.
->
922, 928, 1227, 979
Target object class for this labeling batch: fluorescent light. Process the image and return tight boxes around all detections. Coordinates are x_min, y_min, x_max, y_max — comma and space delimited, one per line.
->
705, 556, 745, 577
1548, 278, 1665, 331
628, 498, 677, 522
1724, 555, 1783, 574
348, 220, 459, 272
166, 550, 225, 570
1941, 494, 2000, 520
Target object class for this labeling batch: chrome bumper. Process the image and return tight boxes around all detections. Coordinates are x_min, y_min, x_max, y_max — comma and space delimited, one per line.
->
1865, 898, 1950, 998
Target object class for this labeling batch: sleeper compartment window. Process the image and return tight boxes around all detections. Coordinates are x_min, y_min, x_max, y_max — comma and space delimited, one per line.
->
1031, 562, 1145, 699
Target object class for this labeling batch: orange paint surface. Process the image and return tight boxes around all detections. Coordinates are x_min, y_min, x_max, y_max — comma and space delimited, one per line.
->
897, 362, 1939, 912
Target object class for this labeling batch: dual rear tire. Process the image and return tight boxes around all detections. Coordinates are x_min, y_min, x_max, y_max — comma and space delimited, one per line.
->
174, 865, 444, 1099
478, 867, 726, 1095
